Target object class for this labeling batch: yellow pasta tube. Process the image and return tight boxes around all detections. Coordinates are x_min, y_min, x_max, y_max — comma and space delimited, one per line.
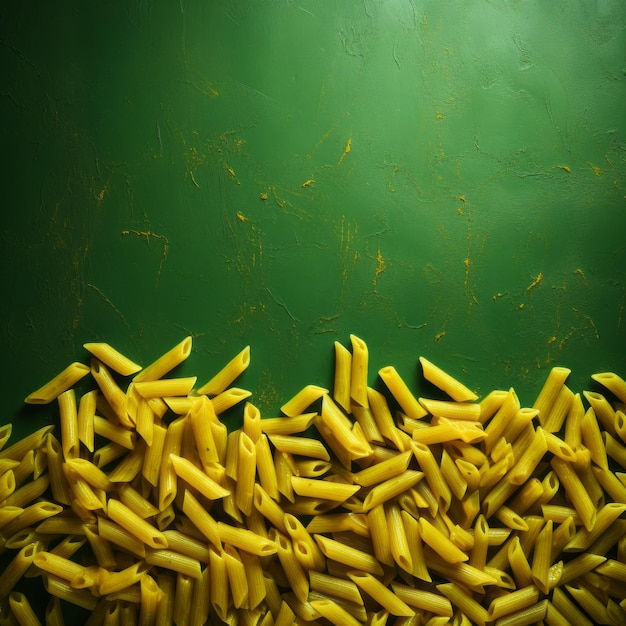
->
181, 489, 221, 549
319, 395, 370, 457
280, 384, 329, 417
290, 476, 360, 502
565, 502, 626, 552
348, 571, 414, 617
400, 510, 431, 582
268, 434, 330, 461
142, 423, 166, 487
154, 573, 175, 626
283, 513, 325, 570
310, 598, 362, 626
386, 503, 412, 574
391, 583, 452, 617
144, 547, 202, 581
353, 450, 412, 487
133, 336, 192, 382
107, 499, 168, 549
134, 376, 197, 400
0, 423, 12, 452
314, 534, 383, 575
411, 441, 451, 511
169, 453, 230, 501
64, 458, 113, 493
138, 573, 163, 626
592, 371, 626, 403
541, 383, 574, 433
508, 426, 548, 485
235, 431, 256, 516
3, 501, 64, 538
196, 345, 250, 396
565, 584, 612, 625
33, 551, 85, 582
253, 483, 287, 534
533, 365, 571, 420
76, 389, 97, 453
158, 418, 185, 510
0, 468, 16, 502
222, 544, 248, 609
419, 357, 478, 402
238, 550, 265, 610
378, 365, 427, 419
367, 387, 406, 451
560, 553, 607, 586
0, 542, 40, 598
309, 571, 362, 606
418, 517, 468, 563
25, 362, 90, 404
83, 342, 142, 376
255, 434, 279, 501
581, 407, 609, 469
333, 340, 352, 413
362, 469, 423, 511
582, 390, 616, 437
550, 457, 596, 531
419, 398, 481, 421
507, 536, 533, 588
494, 505, 528, 531
530, 519, 553, 594
134, 398, 155, 447
45, 597, 64, 626
351, 405, 385, 444
56, 389, 79, 461
349, 334, 369, 407
437, 582, 489, 626
260, 412, 316, 436
93, 416, 135, 451
43, 574, 98, 611
495, 599, 548, 626
270, 529, 309, 603
9, 592, 40, 626
365, 504, 394, 567
216, 521, 277, 556
91, 359, 131, 427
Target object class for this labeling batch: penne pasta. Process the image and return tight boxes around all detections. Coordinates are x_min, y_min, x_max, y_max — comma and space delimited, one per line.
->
419, 357, 477, 402
5, 333, 626, 626
197, 345, 251, 396
592, 371, 626, 403
281, 385, 328, 417
310, 598, 361, 626
418, 517, 468, 563
133, 336, 192, 383
84, 342, 142, 376
333, 341, 352, 413
350, 334, 369, 407
437, 582, 489, 626
378, 365, 427, 419
25, 362, 91, 405
107, 499, 167, 549
169, 453, 230, 500
348, 571, 414, 617
361, 469, 423, 511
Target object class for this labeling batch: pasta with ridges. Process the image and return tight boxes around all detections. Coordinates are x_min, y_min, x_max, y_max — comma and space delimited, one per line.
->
0, 334, 624, 626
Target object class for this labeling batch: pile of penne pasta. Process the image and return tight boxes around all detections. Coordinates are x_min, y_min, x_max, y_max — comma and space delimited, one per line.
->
0, 335, 625, 626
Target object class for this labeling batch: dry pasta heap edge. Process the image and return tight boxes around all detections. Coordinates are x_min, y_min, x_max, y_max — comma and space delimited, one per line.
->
0, 335, 625, 626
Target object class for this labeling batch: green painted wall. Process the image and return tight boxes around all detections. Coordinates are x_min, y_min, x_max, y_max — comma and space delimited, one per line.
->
2, 0, 625, 438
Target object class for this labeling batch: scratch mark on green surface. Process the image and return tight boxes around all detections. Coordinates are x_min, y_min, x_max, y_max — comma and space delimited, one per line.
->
266, 288, 299, 322
87, 284, 130, 329
121, 229, 170, 284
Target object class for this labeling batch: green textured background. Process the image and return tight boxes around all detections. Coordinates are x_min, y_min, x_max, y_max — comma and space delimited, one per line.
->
2, 0, 626, 439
